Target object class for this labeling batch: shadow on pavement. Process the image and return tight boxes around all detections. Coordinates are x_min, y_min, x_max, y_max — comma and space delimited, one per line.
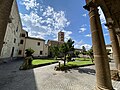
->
73, 68, 96, 75
0, 59, 38, 90
64, 69, 72, 73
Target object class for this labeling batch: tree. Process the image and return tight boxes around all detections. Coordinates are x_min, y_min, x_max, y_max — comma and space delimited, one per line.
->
82, 46, 86, 53
59, 39, 74, 66
81, 46, 87, 60
74, 50, 80, 57
67, 38, 74, 51
59, 43, 68, 66
87, 47, 94, 63
51, 46, 59, 60
66, 38, 75, 60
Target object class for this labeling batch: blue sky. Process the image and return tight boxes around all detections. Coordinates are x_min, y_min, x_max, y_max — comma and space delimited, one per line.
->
17, 0, 110, 50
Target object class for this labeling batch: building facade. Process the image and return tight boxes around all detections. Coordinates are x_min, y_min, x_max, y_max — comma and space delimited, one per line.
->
47, 40, 64, 47
18, 29, 28, 57
106, 44, 113, 59
0, 0, 48, 60
47, 31, 65, 57
0, 0, 22, 59
18, 29, 48, 58
47, 31, 65, 47
24, 37, 48, 57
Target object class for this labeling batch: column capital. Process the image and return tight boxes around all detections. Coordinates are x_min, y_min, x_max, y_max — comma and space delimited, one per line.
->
83, 1, 98, 11
105, 22, 114, 29
116, 28, 120, 35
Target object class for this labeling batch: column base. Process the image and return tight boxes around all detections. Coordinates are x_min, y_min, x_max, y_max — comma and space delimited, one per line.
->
95, 86, 114, 90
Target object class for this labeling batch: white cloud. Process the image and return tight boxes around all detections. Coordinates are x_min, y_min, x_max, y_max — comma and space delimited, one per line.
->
79, 24, 87, 33
80, 44, 92, 50
81, 24, 87, 27
85, 34, 91, 37
74, 40, 92, 50
21, 0, 39, 10
42, 6, 54, 17
104, 33, 109, 36
98, 7, 106, 24
79, 27, 86, 33
104, 25, 108, 29
82, 14, 87, 17
64, 30, 72, 41
20, 4, 71, 40
74, 40, 84, 49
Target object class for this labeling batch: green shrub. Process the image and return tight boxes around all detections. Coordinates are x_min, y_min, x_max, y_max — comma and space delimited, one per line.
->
25, 48, 34, 57
66, 54, 71, 62
54, 64, 78, 71
19, 56, 33, 70
20, 48, 34, 70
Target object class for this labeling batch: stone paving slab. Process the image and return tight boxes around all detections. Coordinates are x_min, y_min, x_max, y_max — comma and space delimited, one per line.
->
0, 60, 120, 90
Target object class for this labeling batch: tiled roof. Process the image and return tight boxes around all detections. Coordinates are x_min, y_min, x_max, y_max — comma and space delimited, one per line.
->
26, 37, 45, 41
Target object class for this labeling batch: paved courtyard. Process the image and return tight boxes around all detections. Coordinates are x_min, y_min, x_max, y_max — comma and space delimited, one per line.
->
0, 59, 120, 90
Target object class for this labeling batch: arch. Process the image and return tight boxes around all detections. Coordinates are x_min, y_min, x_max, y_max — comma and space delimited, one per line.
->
99, 1, 120, 70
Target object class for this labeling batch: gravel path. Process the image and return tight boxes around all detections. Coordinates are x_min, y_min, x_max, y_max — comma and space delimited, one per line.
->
0, 59, 120, 90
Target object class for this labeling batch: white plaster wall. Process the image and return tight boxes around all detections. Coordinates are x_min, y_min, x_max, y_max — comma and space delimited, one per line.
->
106, 46, 113, 54
106, 46, 113, 59
44, 44, 48, 56
18, 30, 27, 57
25, 38, 45, 57
0, 0, 22, 58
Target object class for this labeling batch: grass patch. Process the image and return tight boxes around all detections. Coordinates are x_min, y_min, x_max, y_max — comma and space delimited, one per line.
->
20, 58, 58, 70
75, 57, 92, 61
67, 61, 93, 66
55, 60, 94, 71
32, 59, 57, 65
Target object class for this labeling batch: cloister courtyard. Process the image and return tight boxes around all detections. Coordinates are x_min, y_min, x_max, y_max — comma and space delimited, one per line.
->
0, 59, 120, 90
1, 0, 120, 90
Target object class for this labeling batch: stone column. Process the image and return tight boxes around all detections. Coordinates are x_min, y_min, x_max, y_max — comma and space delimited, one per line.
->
117, 34, 120, 45
105, 23, 120, 70
84, 1, 113, 90
0, 0, 14, 55
117, 34, 120, 50
116, 29, 120, 51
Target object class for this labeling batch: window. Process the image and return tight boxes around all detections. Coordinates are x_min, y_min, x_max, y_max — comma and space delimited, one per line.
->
20, 40, 24, 44
18, 50, 22, 55
61, 37, 64, 40
16, 26, 18, 32
40, 51, 43, 55
37, 42, 40, 46
14, 38, 16, 43
21, 33, 25, 37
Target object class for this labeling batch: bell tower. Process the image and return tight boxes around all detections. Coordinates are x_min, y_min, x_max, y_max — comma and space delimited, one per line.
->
58, 31, 64, 42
